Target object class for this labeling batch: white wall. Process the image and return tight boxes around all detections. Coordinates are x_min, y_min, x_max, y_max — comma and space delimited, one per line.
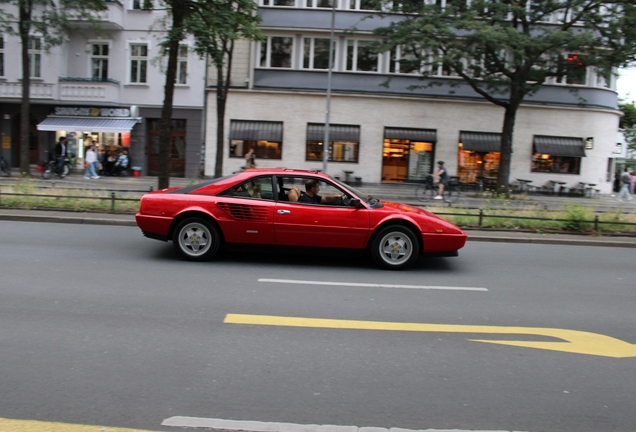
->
205, 90, 620, 192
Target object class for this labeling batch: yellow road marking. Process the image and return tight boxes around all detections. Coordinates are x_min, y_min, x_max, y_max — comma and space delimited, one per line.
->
0, 417, 159, 432
224, 314, 636, 358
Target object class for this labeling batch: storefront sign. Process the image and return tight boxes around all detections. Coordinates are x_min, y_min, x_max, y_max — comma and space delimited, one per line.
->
54, 107, 132, 117
2, 135, 10, 149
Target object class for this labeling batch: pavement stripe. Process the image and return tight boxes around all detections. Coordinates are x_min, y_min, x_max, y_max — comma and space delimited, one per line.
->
161, 417, 526, 432
258, 278, 488, 292
0, 417, 157, 432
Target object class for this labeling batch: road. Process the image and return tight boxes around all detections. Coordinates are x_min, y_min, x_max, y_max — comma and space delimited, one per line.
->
1, 221, 635, 432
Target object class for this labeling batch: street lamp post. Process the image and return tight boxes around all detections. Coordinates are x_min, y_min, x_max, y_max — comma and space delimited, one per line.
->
322, 0, 336, 174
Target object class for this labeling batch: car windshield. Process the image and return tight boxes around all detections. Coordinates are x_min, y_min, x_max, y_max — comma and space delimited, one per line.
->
328, 175, 383, 208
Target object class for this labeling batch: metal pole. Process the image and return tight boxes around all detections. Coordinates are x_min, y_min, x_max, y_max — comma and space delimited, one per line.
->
322, 0, 336, 174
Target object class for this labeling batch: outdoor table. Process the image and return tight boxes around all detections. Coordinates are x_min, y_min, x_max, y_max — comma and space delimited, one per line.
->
549, 180, 567, 195
516, 179, 533, 192
343, 170, 354, 182
584, 183, 597, 198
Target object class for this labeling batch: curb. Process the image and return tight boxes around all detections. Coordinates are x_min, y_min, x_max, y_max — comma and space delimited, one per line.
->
0, 213, 136, 227
466, 234, 636, 248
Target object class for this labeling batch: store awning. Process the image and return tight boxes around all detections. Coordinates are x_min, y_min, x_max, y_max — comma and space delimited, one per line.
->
37, 116, 138, 133
533, 135, 586, 157
384, 127, 437, 142
229, 120, 283, 142
459, 131, 502, 153
307, 124, 360, 142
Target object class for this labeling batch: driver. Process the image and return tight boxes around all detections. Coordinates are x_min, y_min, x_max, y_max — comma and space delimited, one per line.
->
299, 179, 344, 205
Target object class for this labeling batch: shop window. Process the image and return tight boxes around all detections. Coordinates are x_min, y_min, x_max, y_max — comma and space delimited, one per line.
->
129, 43, 148, 83
91, 43, 109, 81
28, 37, 41, 78
458, 150, 501, 183
260, 36, 293, 68
346, 40, 378, 72
307, 140, 358, 162
229, 120, 283, 160
230, 140, 282, 160
531, 155, 581, 174
303, 38, 335, 70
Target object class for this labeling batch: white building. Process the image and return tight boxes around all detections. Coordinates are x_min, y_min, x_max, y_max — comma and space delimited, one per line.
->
0, 0, 206, 177
204, 1, 621, 193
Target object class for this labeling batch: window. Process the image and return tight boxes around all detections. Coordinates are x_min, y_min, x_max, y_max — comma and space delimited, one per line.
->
346, 40, 378, 72
262, 0, 295, 5
221, 176, 274, 200
389, 46, 421, 74
349, 0, 378, 10
531, 135, 585, 174
0, 34, 4, 77
556, 54, 587, 85
306, 123, 360, 163
177, 44, 188, 84
260, 36, 293, 68
91, 43, 109, 81
28, 37, 42, 78
303, 38, 334, 70
131, 0, 150, 9
229, 120, 283, 160
306, 0, 333, 7
278, 176, 348, 206
129, 43, 148, 83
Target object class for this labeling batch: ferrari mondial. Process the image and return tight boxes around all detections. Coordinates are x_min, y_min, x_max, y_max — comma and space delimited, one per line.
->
136, 169, 467, 269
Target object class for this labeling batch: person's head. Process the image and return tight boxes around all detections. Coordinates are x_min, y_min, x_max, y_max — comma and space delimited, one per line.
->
437, 160, 444, 167
305, 179, 320, 195
59, 136, 67, 143
247, 148, 254, 155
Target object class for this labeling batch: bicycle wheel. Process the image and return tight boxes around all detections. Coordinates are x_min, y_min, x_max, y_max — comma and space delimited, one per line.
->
415, 184, 434, 202
444, 186, 460, 203
42, 164, 53, 179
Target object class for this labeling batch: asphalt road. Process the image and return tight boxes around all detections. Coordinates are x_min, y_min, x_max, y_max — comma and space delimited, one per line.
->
1, 221, 635, 432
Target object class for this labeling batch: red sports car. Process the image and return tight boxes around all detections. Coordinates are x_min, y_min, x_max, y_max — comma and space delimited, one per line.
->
135, 169, 467, 269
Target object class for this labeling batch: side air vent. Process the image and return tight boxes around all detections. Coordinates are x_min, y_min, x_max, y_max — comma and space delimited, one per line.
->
217, 203, 269, 221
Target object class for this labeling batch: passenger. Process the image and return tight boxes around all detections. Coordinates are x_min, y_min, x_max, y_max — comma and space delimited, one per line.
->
299, 179, 343, 205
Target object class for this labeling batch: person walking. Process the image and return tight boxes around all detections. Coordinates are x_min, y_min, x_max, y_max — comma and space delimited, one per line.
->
83, 144, 99, 179
616, 170, 633, 201
244, 148, 255, 169
630, 169, 636, 195
54, 137, 68, 178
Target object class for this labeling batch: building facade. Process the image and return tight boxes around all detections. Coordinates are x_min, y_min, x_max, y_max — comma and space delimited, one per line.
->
0, 0, 206, 177
204, 0, 621, 193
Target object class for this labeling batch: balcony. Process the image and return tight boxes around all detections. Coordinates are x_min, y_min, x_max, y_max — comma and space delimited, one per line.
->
0, 82, 54, 99
58, 78, 121, 103
70, 0, 124, 30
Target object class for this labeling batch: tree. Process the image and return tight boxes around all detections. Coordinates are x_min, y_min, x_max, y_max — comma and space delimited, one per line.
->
188, 0, 262, 178
620, 101, 636, 151
373, 0, 636, 192
0, 0, 106, 176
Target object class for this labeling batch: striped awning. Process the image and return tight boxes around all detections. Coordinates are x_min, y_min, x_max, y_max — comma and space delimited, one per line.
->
534, 135, 586, 157
307, 123, 360, 142
384, 127, 437, 142
459, 131, 502, 153
229, 120, 283, 142
37, 116, 138, 133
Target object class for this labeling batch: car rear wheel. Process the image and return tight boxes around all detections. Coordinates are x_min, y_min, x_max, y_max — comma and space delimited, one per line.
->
370, 225, 419, 269
173, 217, 221, 261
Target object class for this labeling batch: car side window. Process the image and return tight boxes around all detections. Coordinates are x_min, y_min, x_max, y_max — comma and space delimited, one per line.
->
223, 176, 273, 200
278, 176, 348, 206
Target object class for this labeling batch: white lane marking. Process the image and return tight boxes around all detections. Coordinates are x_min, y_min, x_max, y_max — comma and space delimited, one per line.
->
161, 417, 525, 432
258, 278, 488, 292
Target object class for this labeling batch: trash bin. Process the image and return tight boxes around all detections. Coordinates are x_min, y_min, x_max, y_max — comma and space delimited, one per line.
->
132, 166, 142, 177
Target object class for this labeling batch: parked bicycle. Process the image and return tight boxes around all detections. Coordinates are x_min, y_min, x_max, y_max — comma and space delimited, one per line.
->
415, 175, 461, 203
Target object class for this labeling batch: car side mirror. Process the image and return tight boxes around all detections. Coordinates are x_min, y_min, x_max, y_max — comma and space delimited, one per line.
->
351, 198, 362, 208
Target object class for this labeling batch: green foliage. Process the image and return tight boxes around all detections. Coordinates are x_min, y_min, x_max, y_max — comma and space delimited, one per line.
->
619, 101, 636, 129
561, 204, 593, 231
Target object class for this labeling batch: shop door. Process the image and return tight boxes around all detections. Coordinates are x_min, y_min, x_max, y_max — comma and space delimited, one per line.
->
382, 139, 408, 182
408, 141, 433, 182
147, 119, 186, 177
16, 124, 41, 165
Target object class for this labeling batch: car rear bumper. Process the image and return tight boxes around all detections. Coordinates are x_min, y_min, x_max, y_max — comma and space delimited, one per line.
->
135, 213, 173, 240
421, 232, 467, 253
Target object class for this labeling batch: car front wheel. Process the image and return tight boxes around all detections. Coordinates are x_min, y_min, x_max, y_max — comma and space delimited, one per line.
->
370, 225, 420, 269
173, 217, 221, 261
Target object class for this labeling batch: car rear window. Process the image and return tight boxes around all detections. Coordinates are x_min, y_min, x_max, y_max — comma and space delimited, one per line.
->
166, 175, 235, 194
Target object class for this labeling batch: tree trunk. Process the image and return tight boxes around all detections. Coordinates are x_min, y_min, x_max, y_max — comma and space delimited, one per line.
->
214, 42, 233, 178
19, 2, 32, 176
496, 85, 522, 195
157, 7, 185, 190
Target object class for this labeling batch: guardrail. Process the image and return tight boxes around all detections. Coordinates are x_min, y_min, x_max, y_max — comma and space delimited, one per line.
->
0, 191, 140, 212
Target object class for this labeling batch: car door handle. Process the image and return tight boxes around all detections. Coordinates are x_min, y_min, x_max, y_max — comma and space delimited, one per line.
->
277, 210, 291, 214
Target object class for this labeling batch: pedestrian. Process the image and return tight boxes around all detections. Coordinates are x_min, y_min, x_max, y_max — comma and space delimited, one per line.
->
54, 136, 68, 178
244, 148, 255, 169
616, 170, 633, 202
83, 144, 99, 179
432, 160, 449, 200
630, 169, 636, 195
111, 149, 129, 176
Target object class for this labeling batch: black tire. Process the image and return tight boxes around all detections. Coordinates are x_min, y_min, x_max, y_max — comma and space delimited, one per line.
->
172, 217, 221, 261
370, 225, 420, 270
415, 185, 434, 202
444, 186, 460, 203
